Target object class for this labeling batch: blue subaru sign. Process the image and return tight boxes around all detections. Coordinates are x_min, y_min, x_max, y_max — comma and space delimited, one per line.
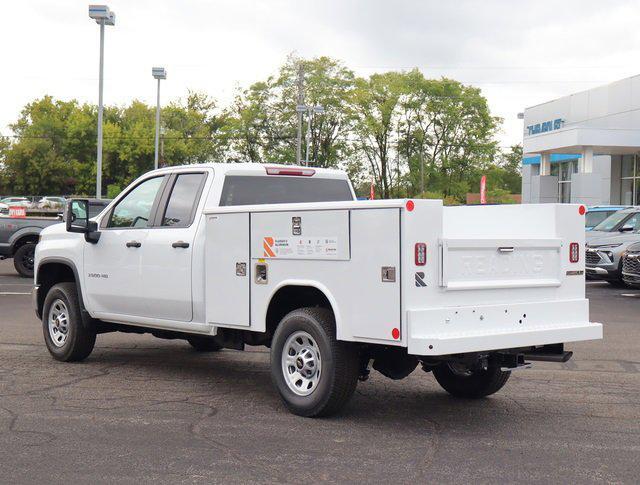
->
526, 118, 564, 136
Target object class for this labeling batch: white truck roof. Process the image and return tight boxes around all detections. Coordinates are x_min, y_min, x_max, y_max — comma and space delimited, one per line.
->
146, 162, 349, 180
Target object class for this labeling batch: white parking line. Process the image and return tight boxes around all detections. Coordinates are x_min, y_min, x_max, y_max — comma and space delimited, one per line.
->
0, 292, 31, 295
621, 293, 640, 298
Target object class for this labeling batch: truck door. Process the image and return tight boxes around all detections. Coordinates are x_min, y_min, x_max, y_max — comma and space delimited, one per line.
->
84, 175, 166, 317
137, 172, 208, 322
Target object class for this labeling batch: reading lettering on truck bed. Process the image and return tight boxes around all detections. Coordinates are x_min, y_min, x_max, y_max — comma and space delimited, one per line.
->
33, 163, 602, 417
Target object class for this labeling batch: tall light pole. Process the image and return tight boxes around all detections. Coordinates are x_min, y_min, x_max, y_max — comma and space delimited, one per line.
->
88, 5, 115, 199
152, 67, 167, 170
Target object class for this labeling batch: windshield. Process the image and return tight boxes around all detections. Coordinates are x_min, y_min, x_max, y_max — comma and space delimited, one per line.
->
586, 210, 617, 228
593, 211, 639, 232
220, 175, 354, 206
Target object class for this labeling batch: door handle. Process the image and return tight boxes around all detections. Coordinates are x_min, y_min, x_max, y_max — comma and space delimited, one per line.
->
498, 246, 514, 253
126, 240, 141, 248
172, 241, 190, 248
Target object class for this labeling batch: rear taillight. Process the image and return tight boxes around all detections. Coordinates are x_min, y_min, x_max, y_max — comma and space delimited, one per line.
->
569, 242, 580, 263
415, 243, 427, 266
264, 166, 315, 176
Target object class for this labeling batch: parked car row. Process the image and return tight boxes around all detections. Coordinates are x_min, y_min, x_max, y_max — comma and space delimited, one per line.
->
0, 196, 68, 214
0, 199, 111, 277
585, 206, 640, 287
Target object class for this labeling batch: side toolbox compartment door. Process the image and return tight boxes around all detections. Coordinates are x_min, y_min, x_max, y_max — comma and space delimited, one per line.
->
205, 213, 250, 327
348, 208, 401, 342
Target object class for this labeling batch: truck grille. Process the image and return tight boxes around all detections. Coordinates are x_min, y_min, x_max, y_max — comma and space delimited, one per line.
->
585, 250, 601, 265
623, 254, 640, 275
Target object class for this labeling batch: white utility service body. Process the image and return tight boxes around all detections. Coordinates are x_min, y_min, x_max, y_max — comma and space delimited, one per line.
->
204, 199, 601, 355
34, 163, 602, 417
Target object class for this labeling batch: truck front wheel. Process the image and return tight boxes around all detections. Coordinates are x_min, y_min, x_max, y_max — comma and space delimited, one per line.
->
42, 282, 96, 362
432, 361, 510, 398
270, 307, 359, 417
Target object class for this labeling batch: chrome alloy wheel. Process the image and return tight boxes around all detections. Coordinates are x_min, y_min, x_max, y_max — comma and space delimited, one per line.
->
48, 299, 70, 348
282, 331, 322, 396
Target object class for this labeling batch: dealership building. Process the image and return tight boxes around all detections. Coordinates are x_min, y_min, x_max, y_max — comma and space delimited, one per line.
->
521, 74, 640, 206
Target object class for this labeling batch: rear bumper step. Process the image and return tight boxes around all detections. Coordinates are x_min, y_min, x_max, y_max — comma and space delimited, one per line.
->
523, 350, 573, 363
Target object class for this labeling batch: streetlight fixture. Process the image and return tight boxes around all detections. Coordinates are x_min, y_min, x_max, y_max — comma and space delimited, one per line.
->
152, 67, 167, 170
304, 105, 324, 166
88, 4, 115, 199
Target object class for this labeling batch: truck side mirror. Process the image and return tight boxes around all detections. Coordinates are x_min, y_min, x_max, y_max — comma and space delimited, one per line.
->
66, 199, 100, 243
66, 199, 90, 233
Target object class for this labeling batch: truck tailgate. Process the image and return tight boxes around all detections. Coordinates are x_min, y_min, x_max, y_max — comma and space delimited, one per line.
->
439, 237, 563, 290
402, 202, 601, 356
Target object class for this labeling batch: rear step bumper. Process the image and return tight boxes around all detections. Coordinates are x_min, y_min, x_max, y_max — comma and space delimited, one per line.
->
523, 350, 573, 362
407, 300, 602, 356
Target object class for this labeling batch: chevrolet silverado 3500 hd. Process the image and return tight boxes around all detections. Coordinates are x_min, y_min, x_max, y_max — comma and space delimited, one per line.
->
33, 163, 602, 417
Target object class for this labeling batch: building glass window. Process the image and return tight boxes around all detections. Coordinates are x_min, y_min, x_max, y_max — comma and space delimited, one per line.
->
621, 154, 640, 205
551, 159, 578, 203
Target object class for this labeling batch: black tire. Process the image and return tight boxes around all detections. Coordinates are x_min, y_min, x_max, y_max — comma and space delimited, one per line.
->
187, 336, 222, 352
270, 307, 360, 417
13, 242, 36, 278
42, 282, 96, 362
433, 361, 510, 399
607, 280, 628, 288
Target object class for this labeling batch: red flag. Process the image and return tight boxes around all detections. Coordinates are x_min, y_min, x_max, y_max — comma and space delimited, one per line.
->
480, 175, 487, 205
370, 181, 375, 200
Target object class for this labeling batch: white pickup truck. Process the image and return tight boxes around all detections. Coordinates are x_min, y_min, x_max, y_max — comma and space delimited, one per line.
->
34, 163, 602, 417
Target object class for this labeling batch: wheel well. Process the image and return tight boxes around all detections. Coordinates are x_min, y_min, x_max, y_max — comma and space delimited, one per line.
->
12, 234, 38, 254
265, 285, 334, 338
36, 262, 77, 317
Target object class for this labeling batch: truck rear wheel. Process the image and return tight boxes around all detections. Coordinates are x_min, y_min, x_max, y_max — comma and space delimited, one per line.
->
432, 361, 510, 398
42, 282, 96, 362
14, 242, 36, 278
270, 307, 359, 417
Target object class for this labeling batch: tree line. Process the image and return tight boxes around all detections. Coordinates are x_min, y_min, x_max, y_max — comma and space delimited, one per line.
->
0, 55, 521, 202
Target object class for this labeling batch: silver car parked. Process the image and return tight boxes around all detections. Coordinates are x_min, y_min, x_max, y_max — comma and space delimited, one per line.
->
622, 242, 640, 288
585, 208, 640, 286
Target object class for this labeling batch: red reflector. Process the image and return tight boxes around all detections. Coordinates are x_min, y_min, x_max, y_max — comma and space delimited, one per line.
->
391, 328, 400, 340
415, 243, 427, 266
264, 166, 315, 176
569, 242, 580, 263
406, 200, 415, 212
578, 205, 586, 216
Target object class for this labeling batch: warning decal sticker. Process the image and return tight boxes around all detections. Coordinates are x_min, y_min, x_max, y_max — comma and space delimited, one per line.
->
263, 236, 338, 258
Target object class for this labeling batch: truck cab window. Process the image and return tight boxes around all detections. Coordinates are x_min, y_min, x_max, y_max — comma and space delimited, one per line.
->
219, 175, 353, 206
161, 173, 205, 227
108, 176, 164, 228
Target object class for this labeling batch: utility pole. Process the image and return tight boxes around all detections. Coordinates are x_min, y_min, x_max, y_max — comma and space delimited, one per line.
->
305, 108, 312, 166
296, 64, 304, 165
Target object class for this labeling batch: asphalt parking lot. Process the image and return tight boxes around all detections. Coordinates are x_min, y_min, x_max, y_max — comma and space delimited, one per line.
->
0, 259, 639, 484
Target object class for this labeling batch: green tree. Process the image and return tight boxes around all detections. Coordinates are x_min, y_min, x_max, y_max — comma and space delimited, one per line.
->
350, 71, 406, 199
228, 55, 356, 167
1, 96, 92, 195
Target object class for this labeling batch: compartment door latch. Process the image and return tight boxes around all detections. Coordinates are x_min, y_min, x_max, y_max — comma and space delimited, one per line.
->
381, 266, 396, 282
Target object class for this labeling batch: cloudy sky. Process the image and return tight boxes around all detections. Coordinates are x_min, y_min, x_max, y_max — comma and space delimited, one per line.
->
3, 0, 640, 148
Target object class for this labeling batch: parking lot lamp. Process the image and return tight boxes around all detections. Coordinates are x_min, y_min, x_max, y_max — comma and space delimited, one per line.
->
88, 5, 115, 199
152, 67, 167, 170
